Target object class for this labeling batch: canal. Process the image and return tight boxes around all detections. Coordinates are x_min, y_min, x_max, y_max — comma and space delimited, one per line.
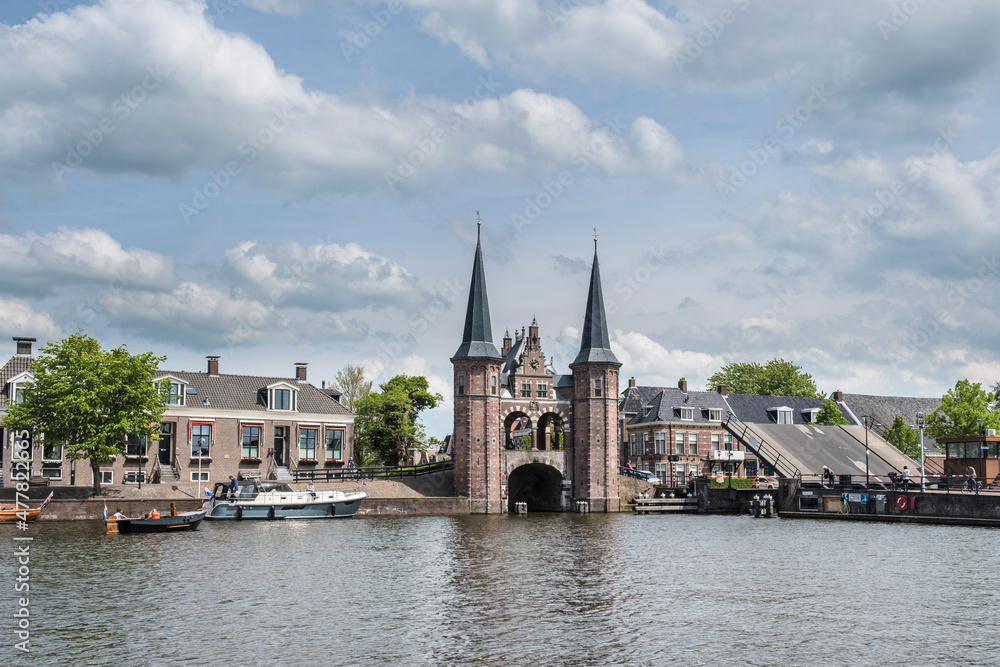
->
3, 514, 998, 666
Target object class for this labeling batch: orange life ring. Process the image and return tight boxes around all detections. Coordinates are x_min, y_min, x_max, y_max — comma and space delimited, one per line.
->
895, 495, 907, 510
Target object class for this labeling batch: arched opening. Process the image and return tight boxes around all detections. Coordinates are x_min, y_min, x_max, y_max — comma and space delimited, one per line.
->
507, 463, 563, 512
536, 413, 566, 451
504, 412, 533, 450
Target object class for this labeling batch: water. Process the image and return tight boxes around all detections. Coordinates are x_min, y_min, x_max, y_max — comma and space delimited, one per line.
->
2, 514, 998, 666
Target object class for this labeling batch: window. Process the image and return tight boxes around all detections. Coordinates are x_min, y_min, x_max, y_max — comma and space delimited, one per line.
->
241, 426, 261, 459
629, 434, 636, 456
675, 432, 685, 456
167, 382, 185, 406
655, 432, 666, 455
272, 388, 293, 411
191, 423, 212, 458
537, 383, 547, 398
711, 433, 720, 451
688, 433, 698, 456
642, 432, 649, 455
643, 406, 652, 418
594, 378, 602, 397
517, 382, 529, 398
42, 441, 63, 461
41, 466, 62, 480
100, 470, 114, 485
126, 435, 147, 458
190, 471, 209, 482
676, 464, 686, 486
689, 464, 699, 478
491, 375, 497, 395
775, 409, 793, 424
655, 463, 669, 483
299, 427, 318, 460
325, 429, 344, 461
680, 407, 694, 421
724, 433, 733, 451
708, 409, 722, 422
458, 374, 465, 395
11, 381, 26, 404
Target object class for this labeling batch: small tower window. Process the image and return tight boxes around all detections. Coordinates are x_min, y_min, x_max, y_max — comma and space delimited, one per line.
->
491, 375, 497, 395
594, 378, 603, 397
458, 374, 465, 395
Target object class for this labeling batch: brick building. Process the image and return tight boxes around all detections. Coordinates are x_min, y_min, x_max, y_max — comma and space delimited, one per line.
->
620, 378, 757, 485
452, 229, 620, 513
0, 339, 354, 489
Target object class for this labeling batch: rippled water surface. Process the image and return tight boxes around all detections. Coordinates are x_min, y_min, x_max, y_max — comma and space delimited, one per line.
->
3, 514, 1000, 666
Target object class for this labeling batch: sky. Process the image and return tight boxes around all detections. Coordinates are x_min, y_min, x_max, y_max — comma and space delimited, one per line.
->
2, 0, 999, 438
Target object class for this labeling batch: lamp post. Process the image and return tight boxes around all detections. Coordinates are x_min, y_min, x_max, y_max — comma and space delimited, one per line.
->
916, 412, 925, 491
862, 415, 872, 489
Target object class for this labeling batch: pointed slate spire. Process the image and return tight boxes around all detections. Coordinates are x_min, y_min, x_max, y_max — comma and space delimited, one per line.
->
573, 244, 619, 365
453, 223, 501, 359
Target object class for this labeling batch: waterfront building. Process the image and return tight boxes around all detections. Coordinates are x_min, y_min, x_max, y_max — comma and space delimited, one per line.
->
0, 340, 354, 488
452, 229, 620, 513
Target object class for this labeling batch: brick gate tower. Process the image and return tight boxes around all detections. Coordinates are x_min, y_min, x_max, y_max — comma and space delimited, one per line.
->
569, 241, 621, 512
451, 223, 504, 514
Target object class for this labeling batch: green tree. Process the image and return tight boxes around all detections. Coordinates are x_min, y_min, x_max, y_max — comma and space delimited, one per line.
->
354, 375, 442, 466
3, 332, 167, 496
706, 358, 822, 397
882, 415, 920, 456
333, 364, 372, 413
925, 379, 1000, 439
815, 399, 849, 425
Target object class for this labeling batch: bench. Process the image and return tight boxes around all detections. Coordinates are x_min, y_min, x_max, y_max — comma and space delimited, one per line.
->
239, 470, 262, 481
28, 475, 49, 487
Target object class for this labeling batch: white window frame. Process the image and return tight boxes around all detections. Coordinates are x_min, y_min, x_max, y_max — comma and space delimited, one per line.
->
41, 466, 62, 480
267, 382, 298, 412
777, 409, 792, 424
679, 407, 694, 421
803, 408, 820, 423
675, 432, 685, 456
654, 432, 666, 455
8, 371, 33, 405
711, 433, 720, 451
708, 409, 722, 422
724, 433, 734, 451
100, 470, 114, 485
688, 432, 698, 456
536, 382, 547, 398
190, 471, 210, 482
42, 441, 64, 462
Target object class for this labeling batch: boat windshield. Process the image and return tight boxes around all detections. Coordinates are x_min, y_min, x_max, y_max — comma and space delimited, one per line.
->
255, 482, 294, 493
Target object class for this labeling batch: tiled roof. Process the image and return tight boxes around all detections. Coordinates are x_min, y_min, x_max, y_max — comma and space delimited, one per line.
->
573, 250, 619, 365
154, 370, 352, 416
619, 385, 662, 415
840, 392, 945, 452
0, 355, 34, 408
453, 232, 501, 360
723, 394, 849, 425
628, 388, 730, 425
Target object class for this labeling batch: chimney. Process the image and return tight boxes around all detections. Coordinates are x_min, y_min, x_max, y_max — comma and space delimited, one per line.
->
832, 390, 843, 402
13, 337, 36, 356
206, 356, 219, 376
295, 363, 308, 382
628, 377, 636, 389
502, 329, 512, 357
717, 384, 727, 396
678, 377, 688, 393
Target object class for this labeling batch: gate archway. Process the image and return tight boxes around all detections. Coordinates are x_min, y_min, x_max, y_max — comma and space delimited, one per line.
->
504, 411, 532, 450
536, 412, 566, 451
507, 463, 563, 511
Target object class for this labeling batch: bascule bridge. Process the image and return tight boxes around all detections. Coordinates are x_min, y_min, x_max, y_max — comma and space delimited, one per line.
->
451, 227, 620, 513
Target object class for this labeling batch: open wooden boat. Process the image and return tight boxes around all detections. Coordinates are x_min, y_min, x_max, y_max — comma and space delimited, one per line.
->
0, 492, 53, 524
109, 509, 207, 534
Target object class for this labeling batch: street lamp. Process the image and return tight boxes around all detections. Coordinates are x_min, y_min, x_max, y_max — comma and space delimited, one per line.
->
862, 415, 872, 489
916, 413, 925, 491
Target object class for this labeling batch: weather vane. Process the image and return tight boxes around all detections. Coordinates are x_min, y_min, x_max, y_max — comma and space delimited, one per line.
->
476, 210, 482, 228
593, 227, 598, 250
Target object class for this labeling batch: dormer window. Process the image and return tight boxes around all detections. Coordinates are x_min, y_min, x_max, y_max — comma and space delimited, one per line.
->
708, 409, 722, 422
266, 382, 298, 411
802, 408, 820, 424
769, 407, 793, 424
156, 376, 187, 406
8, 371, 32, 404
679, 407, 694, 421
643, 406, 652, 418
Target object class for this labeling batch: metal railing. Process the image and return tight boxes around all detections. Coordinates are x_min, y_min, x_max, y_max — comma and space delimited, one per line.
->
291, 459, 454, 482
723, 414, 801, 480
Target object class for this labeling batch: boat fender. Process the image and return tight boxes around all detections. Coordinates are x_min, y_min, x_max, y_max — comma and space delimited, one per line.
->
268, 506, 275, 520
909, 496, 916, 510
895, 495, 907, 511
236, 505, 243, 521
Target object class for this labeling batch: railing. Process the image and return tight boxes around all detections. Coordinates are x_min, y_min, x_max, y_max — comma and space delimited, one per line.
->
151, 457, 161, 484
723, 414, 801, 480
291, 459, 454, 482
619, 466, 645, 480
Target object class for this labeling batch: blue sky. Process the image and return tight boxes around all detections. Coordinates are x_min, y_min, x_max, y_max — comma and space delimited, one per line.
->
2, 0, 1000, 437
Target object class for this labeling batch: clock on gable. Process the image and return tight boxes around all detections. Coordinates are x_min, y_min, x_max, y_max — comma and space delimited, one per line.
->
529, 359, 540, 371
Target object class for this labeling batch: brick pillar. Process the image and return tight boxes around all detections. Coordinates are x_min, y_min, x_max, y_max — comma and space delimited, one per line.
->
570, 364, 620, 512
453, 360, 503, 513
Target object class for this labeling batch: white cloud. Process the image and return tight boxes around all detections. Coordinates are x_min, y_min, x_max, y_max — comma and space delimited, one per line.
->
0, 0, 689, 197
0, 297, 62, 340
611, 330, 726, 389
225, 240, 428, 312
0, 227, 174, 297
